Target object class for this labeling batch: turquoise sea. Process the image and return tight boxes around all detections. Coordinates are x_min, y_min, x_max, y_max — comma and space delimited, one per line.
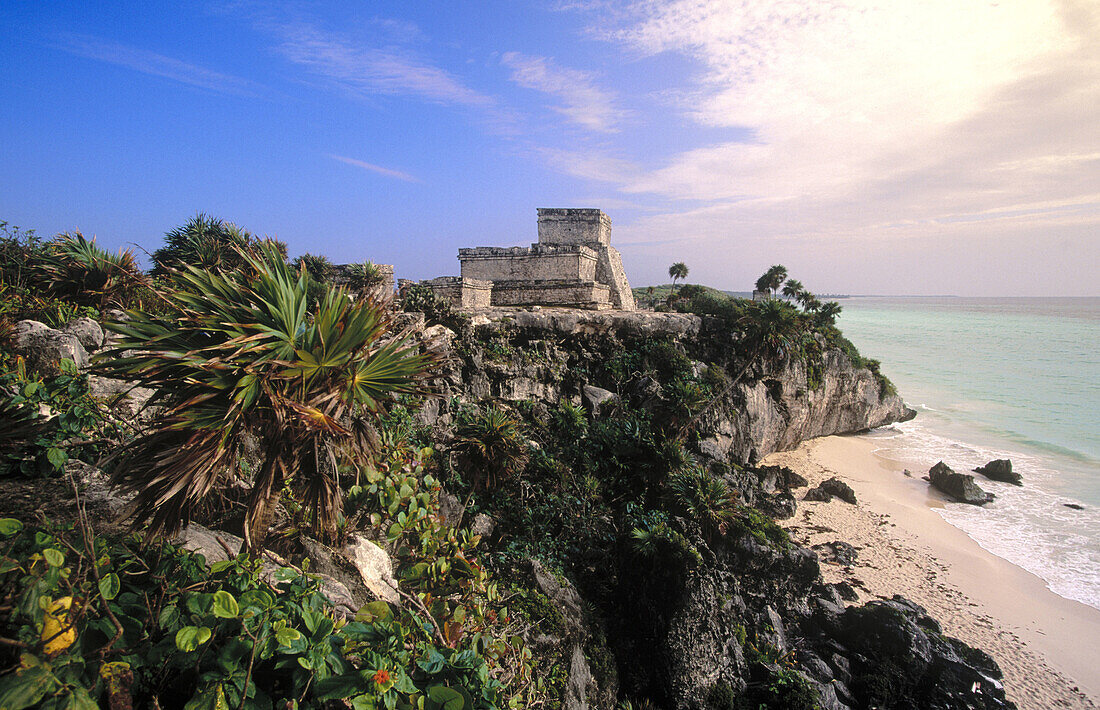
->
837, 297, 1100, 611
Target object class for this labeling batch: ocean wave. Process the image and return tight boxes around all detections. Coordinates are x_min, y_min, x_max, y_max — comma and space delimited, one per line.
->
867, 421, 1100, 611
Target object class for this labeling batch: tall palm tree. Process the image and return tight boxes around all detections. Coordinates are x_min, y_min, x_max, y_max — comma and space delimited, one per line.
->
668, 262, 689, 292
754, 265, 787, 298
781, 279, 804, 303
815, 301, 843, 326
101, 242, 433, 553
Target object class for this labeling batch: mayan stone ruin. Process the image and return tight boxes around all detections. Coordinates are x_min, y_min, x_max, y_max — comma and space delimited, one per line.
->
419, 208, 635, 311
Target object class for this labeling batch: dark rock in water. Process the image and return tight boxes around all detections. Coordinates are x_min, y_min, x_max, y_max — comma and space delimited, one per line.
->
804, 477, 858, 504
815, 540, 858, 567
974, 459, 1022, 486
929, 461, 995, 505
1064, 503, 1085, 511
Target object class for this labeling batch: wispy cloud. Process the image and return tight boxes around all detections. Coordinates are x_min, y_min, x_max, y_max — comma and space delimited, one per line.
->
329, 154, 420, 183
501, 51, 621, 132
274, 23, 493, 108
550, 0, 1100, 294
55, 34, 265, 97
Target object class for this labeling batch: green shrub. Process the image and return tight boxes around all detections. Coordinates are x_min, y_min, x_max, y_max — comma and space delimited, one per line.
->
0, 355, 116, 477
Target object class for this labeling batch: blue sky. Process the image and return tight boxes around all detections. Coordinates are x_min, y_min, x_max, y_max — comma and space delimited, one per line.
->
2, 1, 1098, 295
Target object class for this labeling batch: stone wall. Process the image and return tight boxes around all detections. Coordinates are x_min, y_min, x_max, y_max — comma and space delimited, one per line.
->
488, 280, 610, 309
537, 208, 612, 247
459, 245, 598, 282
594, 246, 635, 311
422, 276, 492, 308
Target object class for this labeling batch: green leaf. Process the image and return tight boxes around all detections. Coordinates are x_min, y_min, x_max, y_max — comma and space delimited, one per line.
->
274, 626, 301, 647
314, 675, 362, 701
0, 660, 61, 710
0, 518, 23, 537
42, 548, 64, 567
183, 684, 229, 710
212, 590, 239, 619
98, 572, 120, 601
427, 686, 465, 710
355, 600, 392, 623
45, 447, 68, 470
176, 625, 212, 652
60, 686, 100, 710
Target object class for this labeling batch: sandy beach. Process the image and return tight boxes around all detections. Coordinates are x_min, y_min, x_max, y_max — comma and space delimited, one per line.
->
764, 434, 1100, 710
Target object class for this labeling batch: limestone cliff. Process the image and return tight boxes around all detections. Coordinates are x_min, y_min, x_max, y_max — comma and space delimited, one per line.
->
419, 307, 914, 465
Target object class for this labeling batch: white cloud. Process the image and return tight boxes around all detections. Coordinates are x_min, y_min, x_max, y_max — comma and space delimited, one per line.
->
275, 23, 493, 108
501, 51, 621, 132
551, 0, 1100, 294
56, 34, 265, 97
329, 155, 420, 183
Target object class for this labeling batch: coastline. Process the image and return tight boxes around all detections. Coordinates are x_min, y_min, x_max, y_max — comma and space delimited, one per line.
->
763, 434, 1100, 710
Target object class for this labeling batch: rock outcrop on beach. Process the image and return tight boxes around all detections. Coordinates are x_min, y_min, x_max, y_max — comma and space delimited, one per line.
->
975, 459, 1023, 486
929, 461, 996, 505
804, 476, 859, 504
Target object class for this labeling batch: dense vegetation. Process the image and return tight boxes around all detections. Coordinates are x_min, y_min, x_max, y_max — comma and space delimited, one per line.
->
0, 217, 555, 709
1, 219, 903, 710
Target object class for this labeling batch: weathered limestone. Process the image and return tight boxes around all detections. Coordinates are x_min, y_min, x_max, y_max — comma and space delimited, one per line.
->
425, 208, 635, 311
421, 276, 492, 308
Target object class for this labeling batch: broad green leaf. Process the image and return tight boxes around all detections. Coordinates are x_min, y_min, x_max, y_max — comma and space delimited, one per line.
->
0, 518, 23, 537
98, 573, 120, 600
42, 548, 64, 567
45, 447, 68, 470
275, 626, 301, 647
355, 600, 392, 623
183, 684, 228, 710
427, 686, 464, 710
211, 590, 239, 619
60, 686, 100, 710
176, 625, 212, 652
0, 661, 60, 710
314, 675, 362, 701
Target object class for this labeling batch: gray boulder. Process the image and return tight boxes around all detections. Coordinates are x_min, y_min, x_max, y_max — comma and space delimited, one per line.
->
974, 459, 1022, 486
344, 534, 400, 604
12, 320, 89, 372
582, 384, 619, 416
929, 462, 994, 505
60, 317, 104, 353
175, 525, 359, 618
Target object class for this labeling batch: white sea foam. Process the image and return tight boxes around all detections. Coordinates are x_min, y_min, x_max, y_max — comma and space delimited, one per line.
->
866, 419, 1100, 611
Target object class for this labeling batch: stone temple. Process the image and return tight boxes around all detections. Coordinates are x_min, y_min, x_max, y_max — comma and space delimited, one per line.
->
420, 208, 635, 311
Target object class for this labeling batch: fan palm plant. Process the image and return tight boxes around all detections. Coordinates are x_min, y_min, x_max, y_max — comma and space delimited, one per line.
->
100, 242, 433, 553
451, 407, 529, 490
151, 213, 286, 277
346, 261, 388, 299
668, 467, 738, 543
43, 233, 147, 310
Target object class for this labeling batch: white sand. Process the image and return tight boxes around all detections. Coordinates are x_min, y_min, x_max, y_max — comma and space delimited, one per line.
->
763, 434, 1100, 710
